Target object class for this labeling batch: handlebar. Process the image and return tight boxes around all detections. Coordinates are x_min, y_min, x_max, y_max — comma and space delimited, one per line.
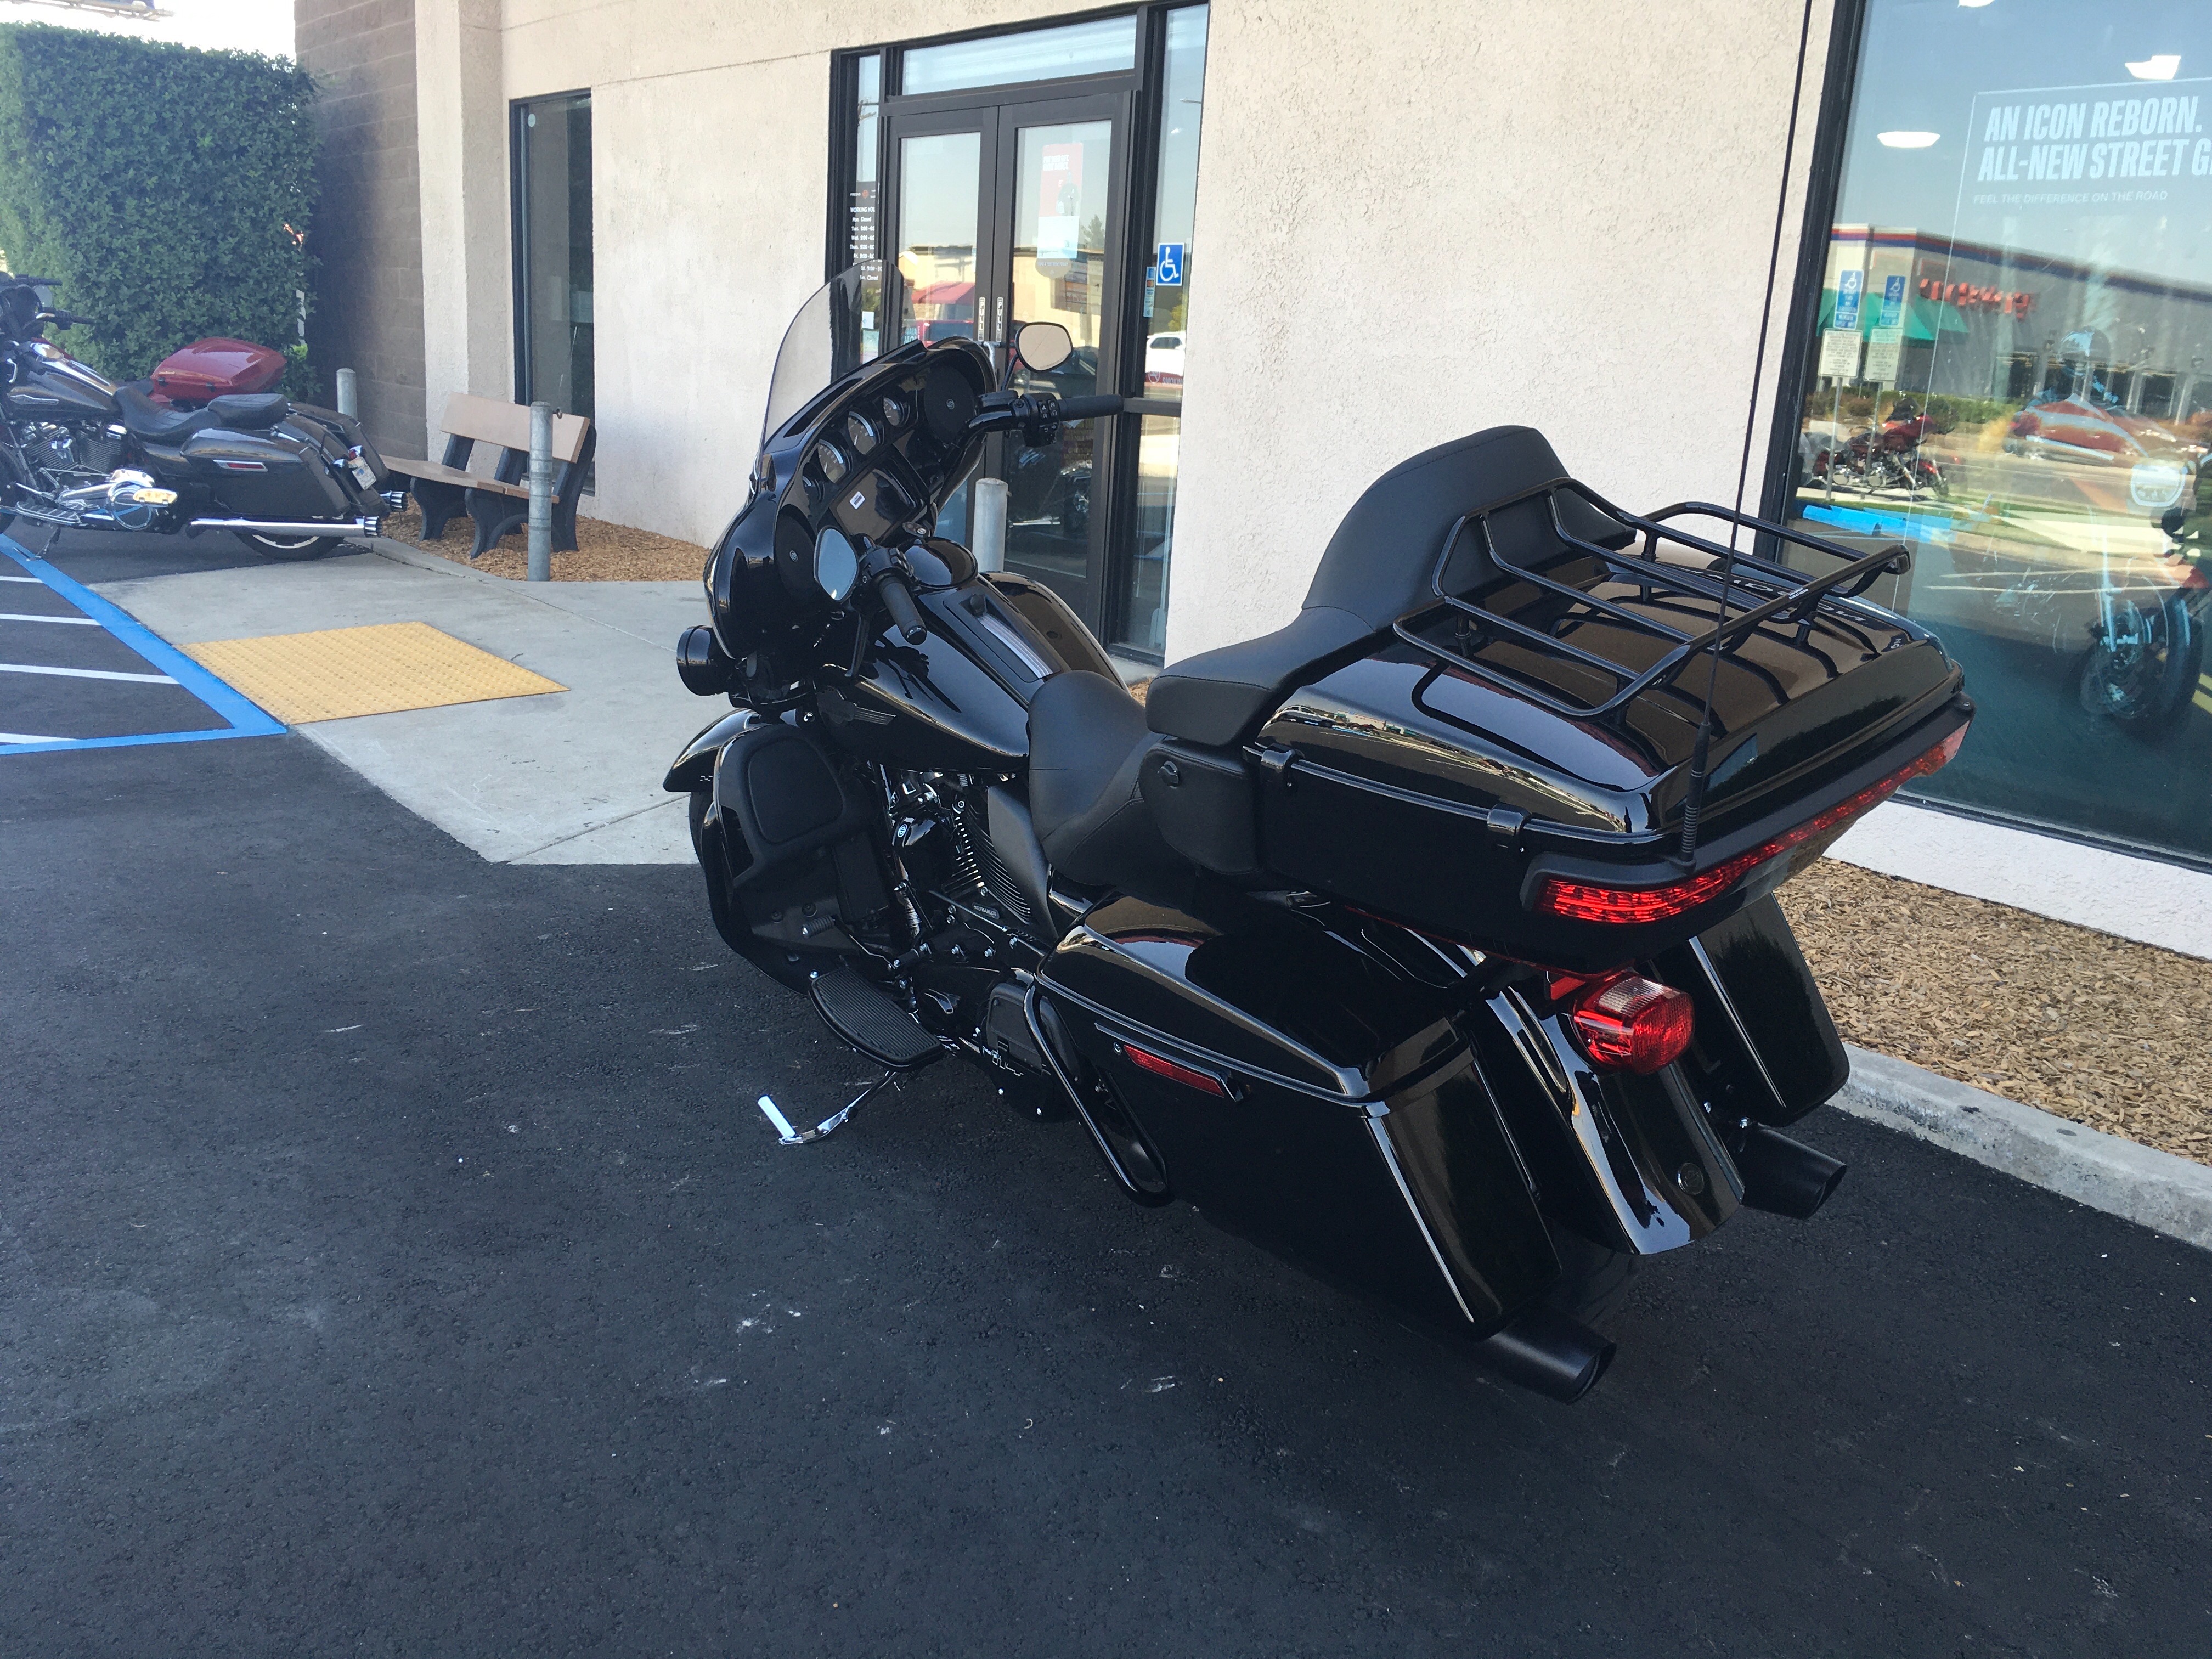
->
876, 569, 927, 645
43, 310, 94, 330
1052, 394, 1126, 420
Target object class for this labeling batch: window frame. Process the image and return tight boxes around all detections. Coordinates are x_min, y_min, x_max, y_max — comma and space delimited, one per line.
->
509, 87, 595, 415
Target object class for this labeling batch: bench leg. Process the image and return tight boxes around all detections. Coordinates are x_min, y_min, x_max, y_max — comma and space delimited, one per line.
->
465, 489, 527, 560
412, 479, 466, 541
553, 490, 582, 554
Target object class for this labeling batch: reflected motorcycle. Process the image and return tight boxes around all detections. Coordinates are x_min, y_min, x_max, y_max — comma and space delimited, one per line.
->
0, 276, 394, 558
1821, 400, 1947, 496
663, 267, 1972, 1401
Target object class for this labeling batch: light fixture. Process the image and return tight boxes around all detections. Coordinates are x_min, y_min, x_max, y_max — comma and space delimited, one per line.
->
1878, 131, 1941, 148
1957, 0, 1993, 8
2127, 55, 2181, 80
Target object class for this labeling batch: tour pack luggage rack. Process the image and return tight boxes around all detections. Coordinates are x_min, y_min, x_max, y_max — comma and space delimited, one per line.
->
1392, 481, 1927, 862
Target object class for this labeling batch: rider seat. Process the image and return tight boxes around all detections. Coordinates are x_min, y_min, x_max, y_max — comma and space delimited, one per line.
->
1025, 426, 1635, 888
114, 382, 290, 442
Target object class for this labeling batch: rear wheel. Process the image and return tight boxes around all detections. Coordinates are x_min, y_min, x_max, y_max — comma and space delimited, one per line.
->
2079, 590, 2202, 729
243, 531, 342, 560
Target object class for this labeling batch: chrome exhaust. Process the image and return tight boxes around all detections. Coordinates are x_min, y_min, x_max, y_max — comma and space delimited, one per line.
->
187, 516, 382, 539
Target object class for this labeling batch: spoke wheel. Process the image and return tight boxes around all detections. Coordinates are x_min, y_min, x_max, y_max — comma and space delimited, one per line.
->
244, 531, 342, 560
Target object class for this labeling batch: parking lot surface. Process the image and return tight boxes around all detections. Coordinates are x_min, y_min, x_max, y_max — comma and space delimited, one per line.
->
4, 714, 2208, 1657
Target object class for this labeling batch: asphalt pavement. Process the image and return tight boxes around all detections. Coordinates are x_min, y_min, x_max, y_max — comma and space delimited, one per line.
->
3, 717, 2209, 1658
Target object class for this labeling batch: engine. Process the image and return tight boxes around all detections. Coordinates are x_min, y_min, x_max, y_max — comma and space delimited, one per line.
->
22, 419, 122, 487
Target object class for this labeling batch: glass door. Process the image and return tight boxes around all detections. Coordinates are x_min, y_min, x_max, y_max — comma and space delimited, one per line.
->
884, 89, 1130, 628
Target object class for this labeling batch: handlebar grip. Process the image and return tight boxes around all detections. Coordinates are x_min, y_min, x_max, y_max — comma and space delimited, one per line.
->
1052, 394, 1126, 420
877, 571, 928, 644
46, 311, 94, 329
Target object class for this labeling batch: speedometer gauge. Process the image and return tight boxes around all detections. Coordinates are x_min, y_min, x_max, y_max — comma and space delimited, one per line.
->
844, 411, 879, 455
811, 439, 849, 485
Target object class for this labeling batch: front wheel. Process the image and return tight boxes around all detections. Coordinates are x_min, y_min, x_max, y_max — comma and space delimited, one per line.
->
2079, 590, 2203, 729
243, 531, 342, 560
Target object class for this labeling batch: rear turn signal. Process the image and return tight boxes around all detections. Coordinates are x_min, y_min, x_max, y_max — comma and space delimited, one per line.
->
1534, 725, 1966, 926
1564, 973, 1694, 1075
1117, 1040, 1233, 1098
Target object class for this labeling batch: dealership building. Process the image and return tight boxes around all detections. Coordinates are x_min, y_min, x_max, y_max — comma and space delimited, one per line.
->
298, 0, 2212, 951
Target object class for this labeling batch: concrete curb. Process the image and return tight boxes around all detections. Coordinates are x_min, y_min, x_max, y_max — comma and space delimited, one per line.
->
1832, 1044, 2212, 1252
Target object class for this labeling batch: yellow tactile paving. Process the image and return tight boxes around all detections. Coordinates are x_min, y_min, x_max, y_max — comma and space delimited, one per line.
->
181, 622, 566, 724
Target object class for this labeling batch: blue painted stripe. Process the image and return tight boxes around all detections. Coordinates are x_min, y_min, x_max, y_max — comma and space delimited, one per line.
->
0, 534, 287, 755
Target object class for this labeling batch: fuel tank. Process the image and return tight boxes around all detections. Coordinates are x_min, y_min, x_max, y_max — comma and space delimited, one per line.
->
820, 560, 1118, 774
5, 349, 118, 422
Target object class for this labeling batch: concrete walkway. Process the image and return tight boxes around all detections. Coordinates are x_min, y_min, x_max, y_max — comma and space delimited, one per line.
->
95, 541, 713, 864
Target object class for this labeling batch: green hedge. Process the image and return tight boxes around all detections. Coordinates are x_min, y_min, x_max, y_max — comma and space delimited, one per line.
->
0, 23, 318, 397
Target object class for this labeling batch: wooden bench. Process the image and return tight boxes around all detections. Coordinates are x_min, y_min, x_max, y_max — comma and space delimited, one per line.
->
383, 392, 596, 560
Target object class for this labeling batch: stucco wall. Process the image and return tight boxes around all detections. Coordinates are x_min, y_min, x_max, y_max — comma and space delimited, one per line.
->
1167, 0, 1833, 657
414, 0, 1830, 631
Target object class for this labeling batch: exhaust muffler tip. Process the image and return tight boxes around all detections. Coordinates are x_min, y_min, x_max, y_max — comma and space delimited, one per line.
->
1478, 1302, 1616, 1403
1734, 1123, 1848, 1220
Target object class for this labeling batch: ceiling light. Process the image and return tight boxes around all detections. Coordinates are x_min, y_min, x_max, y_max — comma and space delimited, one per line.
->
1878, 131, 1941, 148
1957, 0, 1993, 8
2127, 55, 2181, 80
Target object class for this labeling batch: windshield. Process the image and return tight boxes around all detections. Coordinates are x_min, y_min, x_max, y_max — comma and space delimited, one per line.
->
760, 266, 883, 444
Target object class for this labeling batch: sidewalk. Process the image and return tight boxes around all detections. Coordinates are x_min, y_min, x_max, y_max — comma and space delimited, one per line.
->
95, 540, 712, 863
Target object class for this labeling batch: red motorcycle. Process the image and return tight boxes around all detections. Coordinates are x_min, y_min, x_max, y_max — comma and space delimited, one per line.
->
1820, 400, 1947, 497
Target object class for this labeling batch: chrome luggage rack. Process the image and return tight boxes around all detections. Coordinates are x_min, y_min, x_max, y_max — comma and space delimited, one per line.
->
1393, 481, 1931, 863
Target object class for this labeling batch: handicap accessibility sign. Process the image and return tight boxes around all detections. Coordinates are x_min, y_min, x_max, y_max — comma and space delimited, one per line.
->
1833, 268, 1863, 331
1155, 243, 1184, 286
1878, 274, 1906, 330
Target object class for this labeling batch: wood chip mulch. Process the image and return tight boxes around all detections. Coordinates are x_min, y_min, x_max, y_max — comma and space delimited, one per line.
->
381, 507, 706, 582
1778, 859, 2212, 1167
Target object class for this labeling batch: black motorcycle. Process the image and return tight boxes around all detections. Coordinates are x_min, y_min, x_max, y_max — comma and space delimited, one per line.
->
664, 268, 1973, 1401
0, 277, 394, 558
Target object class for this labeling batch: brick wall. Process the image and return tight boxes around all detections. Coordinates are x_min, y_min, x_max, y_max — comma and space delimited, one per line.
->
297, 0, 426, 464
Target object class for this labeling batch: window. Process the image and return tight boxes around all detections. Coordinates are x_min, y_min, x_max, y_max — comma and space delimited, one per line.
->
829, 7, 1211, 662
513, 91, 594, 420
1776, 1, 2212, 865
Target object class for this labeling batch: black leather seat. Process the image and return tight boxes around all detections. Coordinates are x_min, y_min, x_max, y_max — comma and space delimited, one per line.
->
114, 382, 289, 441
1025, 670, 1184, 888
1146, 425, 1629, 747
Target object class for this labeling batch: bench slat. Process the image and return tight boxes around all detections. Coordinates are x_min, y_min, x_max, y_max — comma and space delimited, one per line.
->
383, 455, 528, 498
438, 391, 590, 463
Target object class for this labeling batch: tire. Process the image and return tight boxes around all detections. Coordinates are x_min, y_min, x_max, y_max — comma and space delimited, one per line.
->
1545, 1221, 1639, 1329
2079, 591, 2202, 730
0, 511, 14, 537
243, 531, 342, 560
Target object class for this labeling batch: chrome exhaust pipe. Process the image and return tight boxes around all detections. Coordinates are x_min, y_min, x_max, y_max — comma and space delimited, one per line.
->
187, 516, 382, 539
1734, 1124, 1847, 1220
1477, 1302, 1616, 1402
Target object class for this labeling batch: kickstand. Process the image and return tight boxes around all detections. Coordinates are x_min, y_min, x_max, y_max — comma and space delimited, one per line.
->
755, 1069, 898, 1146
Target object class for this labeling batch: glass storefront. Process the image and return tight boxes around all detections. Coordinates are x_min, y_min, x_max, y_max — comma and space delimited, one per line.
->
831, 6, 1210, 662
1782, 1, 2212, 862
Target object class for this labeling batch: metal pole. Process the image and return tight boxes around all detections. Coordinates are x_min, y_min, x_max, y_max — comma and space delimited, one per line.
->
972, 476, 1009, 574
334, 367, 357, 419
528, 401, 554, 583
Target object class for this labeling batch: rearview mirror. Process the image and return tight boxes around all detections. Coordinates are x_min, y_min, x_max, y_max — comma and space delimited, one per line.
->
815, 525, 860, 603
1013, 321, 1072, 374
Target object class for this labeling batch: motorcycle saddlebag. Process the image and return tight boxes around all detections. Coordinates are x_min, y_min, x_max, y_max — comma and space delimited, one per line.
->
177, 424, 354, 519
150, 337, 286, 407
1239, 486, 1971, 972
1035, 883, 1565, 1338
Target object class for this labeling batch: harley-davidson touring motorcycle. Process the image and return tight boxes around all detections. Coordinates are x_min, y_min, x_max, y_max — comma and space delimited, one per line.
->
664, 268, 1973, 1401
0, 276, 393, 557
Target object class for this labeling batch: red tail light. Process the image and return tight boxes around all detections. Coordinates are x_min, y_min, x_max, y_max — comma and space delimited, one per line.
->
1117, 1040, 1233, 1098
1534, 725, 1965, 926
1562, 973, 1694, 1074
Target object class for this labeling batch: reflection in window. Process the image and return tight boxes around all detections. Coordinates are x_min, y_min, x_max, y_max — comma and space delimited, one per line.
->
1115, 4, 1209, 658
1785, 0, 2212, 861
515, 91, 594, 420
895, 131, 983, 347
901, 15, 1137, 97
